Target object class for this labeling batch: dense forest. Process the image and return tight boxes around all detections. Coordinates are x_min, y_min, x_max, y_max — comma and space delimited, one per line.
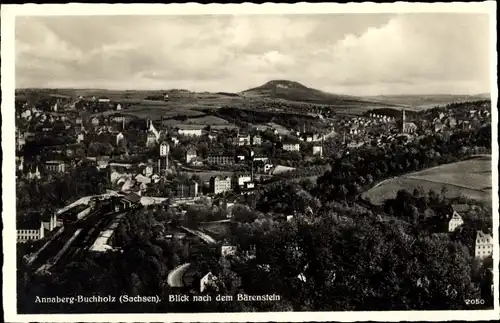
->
315, 125, 491, 202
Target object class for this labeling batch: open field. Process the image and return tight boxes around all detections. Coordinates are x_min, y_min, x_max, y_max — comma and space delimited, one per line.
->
161, 115, 230, 126
364, 94, 490, 108
94, 104, 205, 119
362, 156, 492, 205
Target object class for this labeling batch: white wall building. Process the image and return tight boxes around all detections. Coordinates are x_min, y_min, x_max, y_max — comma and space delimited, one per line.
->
210, 176, 232, 194
178, 128, 203, 137
17, 217, 45, 243
186, 149, 197, 164
448, 213, 464, 232
475, 231, 493, 259
237, 174, 252, 187
283, 143, 300, 151
116, 132, 125, 146
221, 245, 237, 257
160, 142, 170, 157
312, 145, 323, 156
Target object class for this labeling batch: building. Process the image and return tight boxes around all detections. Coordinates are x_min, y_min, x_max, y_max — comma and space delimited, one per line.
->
349, 124, 359, 135
234, 134, 251, 146
403, 122, 418, 134
42, 212, 58, 233
45, 160, 66, 173
210, 176, 232, 194
27, 165, 41, 180
146, 132, 157, 148
174, 180, 199, 198
178, 128, 203, 137
207, 155, 234, 165
144, 164, 154, 177
160, 142, 170, 157
448, 204, 466, 232
170, 136, 179, 146
312, 145, 323, 157
434, 122, 445, 133
17, 216, 45, 243
91, 117, 100, 126
445, 117, 457, 128
283, 142, 300, 152
459, 120, 472, 130
116, 132, 125, 146
253, 155, 269, 163
244, 182, 255, 189
401, 109, 418, 134
475, 231, 493, 259
221, 245, 237, 257
77, 132, 85, 143
302, 132, 320, 142
251, 135, 262, 146
236, 174, 252, 187
186, 149, 197, 164
200, 272, 218, 293
16, 131, 26, 150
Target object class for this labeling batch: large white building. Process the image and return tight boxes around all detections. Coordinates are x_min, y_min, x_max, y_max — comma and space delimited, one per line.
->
178, 128, 203, 137
210, 176, 232, 195
283, 143, 300, 152
448, 204, 466, 232
17, 216, 45, 243
237, 174, 252, 187
186, 149, 197, 164
475, 231, 493, 259
45, 160, 66, 173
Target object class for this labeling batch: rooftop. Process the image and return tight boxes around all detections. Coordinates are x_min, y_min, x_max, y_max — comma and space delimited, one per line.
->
17, 215, 42, 230
451, 204, 470, 214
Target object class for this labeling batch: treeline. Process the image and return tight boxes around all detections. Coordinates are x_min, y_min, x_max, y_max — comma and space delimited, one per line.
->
17, 164, 109, 215
207, 107, 321, 131
267, 164, 328, 182
383, 188, 492, 251
315, 125, 491, 202
223, 212, 490, 310
364, 107, 417, 119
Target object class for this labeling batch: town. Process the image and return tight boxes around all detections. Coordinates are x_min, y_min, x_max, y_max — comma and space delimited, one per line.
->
15, 84, 493, 313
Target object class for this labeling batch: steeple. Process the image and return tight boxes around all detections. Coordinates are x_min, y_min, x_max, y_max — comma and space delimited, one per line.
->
402, 108, 406, 133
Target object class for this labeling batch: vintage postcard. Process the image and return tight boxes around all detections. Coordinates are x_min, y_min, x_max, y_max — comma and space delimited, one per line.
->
1, 2, 499, 322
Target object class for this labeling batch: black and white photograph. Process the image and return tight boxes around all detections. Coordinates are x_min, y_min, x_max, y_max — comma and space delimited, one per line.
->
2, 2, 498, 321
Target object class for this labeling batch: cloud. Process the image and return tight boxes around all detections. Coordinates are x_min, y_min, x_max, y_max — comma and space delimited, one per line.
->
15, 14, 491, 95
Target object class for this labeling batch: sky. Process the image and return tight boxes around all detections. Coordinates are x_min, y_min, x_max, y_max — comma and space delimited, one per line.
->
15, 13, 492, 96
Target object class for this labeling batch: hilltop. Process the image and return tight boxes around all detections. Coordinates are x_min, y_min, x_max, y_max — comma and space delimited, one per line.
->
241, 80, 400, 108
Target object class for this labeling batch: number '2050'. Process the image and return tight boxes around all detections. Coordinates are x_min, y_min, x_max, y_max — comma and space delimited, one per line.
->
465, 299, 485, 305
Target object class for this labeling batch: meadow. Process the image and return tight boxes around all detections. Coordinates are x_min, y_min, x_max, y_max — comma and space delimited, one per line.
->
362, 156, 492, 205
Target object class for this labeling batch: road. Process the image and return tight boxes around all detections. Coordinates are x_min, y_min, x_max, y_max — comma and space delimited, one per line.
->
180, 226, 217, 244
167, 263, 191, 288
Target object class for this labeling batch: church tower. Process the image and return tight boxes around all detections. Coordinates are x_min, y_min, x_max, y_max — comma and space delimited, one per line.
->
402, 109, 406, 133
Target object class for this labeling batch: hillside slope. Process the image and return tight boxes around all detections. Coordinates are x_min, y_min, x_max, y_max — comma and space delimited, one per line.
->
241, 80, 399, 107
